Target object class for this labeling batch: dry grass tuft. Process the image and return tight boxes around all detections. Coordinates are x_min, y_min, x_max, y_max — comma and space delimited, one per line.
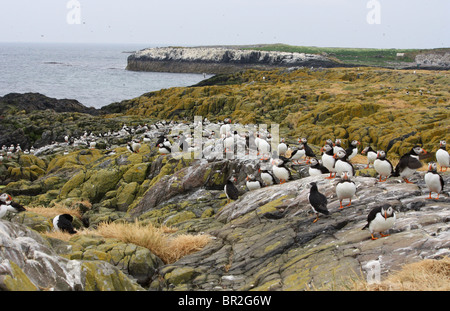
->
89, 221, 211, 264
351, 257, 450, 291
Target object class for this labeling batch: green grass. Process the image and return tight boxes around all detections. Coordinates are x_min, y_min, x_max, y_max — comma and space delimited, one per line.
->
243, 43, 450, 67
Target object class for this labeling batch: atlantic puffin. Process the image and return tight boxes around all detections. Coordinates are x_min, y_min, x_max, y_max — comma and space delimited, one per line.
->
424, 162, 444, 199
373, 150, 394, 182
288, 144, 306, 164
335, 171, 357, 209
321, 143, 336, 179
224, 176, 239, 203
436, 140, 449, 172
345, 140, 360, 161
158, 142, 171, 155
53, 214, 77, 234
308, 182, 329, 223
259, 167, 276, 186
127, 139, 141, 153
362, 204, 396, 240
278, 138, 288, 157
246, 174, 262, 191
272, 157, 291, 184
307, 158, 330, 176
361, 146, 378, 169
333, 150, 355, 177
0, 193, 26, 218
299, 138, 316, 159
333, 139, 345, 154
393, 146, 427, 183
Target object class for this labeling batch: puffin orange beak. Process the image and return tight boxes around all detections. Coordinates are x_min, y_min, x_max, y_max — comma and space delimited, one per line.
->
8, 195, 12, 201
384, 211, 387, 219
320, 147, 324, 152
422, 149, 427, 154
258, 168, 261, 173
333, 154, 337, 159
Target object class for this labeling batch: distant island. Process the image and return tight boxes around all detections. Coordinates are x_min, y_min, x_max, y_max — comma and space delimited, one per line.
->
126, 44, 450, 74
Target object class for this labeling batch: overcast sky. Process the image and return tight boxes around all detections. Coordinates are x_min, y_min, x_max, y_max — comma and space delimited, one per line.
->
0, 0, 448, 48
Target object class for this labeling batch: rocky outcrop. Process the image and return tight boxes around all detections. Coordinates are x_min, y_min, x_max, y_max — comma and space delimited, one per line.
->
415, 52, 450, 69
0, 93, 100, 115
151, 172, 450, 291
126, 47, 341, 74
0, 220, 144, 291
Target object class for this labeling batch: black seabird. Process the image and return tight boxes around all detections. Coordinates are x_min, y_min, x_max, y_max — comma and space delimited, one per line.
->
53, 214, 77, 234
308, 182, 329, 223
393, 146, 427, 183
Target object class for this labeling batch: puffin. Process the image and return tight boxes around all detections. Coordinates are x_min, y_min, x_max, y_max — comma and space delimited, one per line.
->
393, 146, 427, 183
333, 139, 345, 154
345, 140, 360, 161
127, 139, 141, 153
246, 174, 262, 191
424, 162, 444, 199
0, 193, 26, 218
321, 143, 337, 179
158, 142, 171, 155
288, 144, 306, 164
373, 150, 394, 182
436, 140, 449, 172
257, 135, 271, 160
53, 214, 77, 234
278, 138, 288, 157
307, 158, 330, 176
362, 204, 396, 240
299, 138, 316, 159
308, 182, 329, 223
361, 146, 378, 169
224, 176, 239, 203
335, 171, 357, 209
272, 158, 291, 184
259, 165, 276, 187
333, 150, 355, 177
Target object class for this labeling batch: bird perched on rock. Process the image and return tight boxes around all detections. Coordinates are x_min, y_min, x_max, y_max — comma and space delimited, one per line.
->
0, 193, 26, 218
333, 150, 355, 177
224, 176, 239, 204
53, 214, 77, 234
335, 171, 357, 209
393, 146, 427, 183
288, 144, 306, 165
127, 139, 141, 153
436, 140, 449, 172
362, 204, 396, 240
299, 138, 316, 160
321, 143, 336, 179
424, 162, 444, 200
272, 157, 291, 184
307, 158, 329, 176
158, 142, 171, 155
345, 140, 360, 161
373, 150, 394, 182
361, 146, 377, 169
246, 174, 262, 191
259, 163, 276, 187
278, 138, 288, 157
308, 182, 329, 223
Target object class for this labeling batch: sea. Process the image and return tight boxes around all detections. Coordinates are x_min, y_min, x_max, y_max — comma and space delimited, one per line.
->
0, 42, 212, 109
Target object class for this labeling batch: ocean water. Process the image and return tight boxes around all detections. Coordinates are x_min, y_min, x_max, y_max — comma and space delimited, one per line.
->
0, 42, 211, 109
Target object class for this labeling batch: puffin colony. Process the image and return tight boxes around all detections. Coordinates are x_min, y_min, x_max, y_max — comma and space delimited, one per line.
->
1, 116, 448, 241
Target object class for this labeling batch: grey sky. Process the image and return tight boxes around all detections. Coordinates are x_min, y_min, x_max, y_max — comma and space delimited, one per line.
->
0, 0, 448, 48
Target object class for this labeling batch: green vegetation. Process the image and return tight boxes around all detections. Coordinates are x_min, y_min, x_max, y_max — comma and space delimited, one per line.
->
243, 43, 450, 67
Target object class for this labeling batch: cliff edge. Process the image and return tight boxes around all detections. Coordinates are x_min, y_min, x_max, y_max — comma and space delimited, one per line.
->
126, 47, 342, 74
